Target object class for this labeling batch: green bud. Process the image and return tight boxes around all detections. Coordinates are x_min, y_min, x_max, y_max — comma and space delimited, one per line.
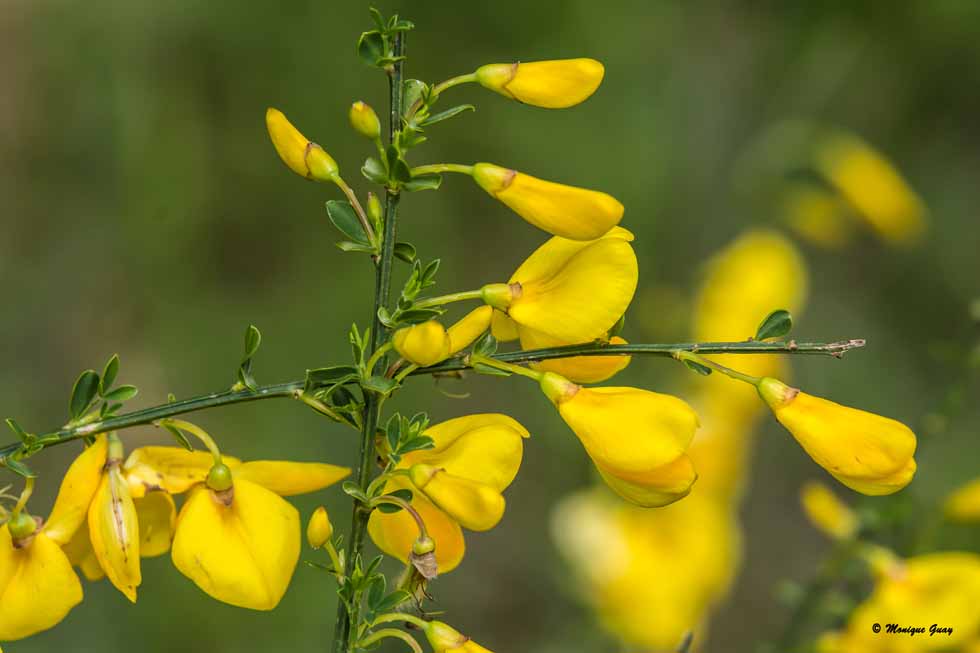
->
206, 462, 234, 492
7, 511, 38, 541
349, 101, 381, 141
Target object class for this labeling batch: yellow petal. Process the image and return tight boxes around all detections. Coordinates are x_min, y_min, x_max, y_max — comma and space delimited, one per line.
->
0, 529, 83, 641
62, 525, 105, 582
306, 506, 333, 549
88, 466, 141, 602
524, 330, 631, 384
473, 163, 624, 240
595, 454, 697, 508
122, 446, 242, 498
171, 479, 300, 610
410, 466, 506, 532
490, 309, 520, 342
135, 491, 176, 558
447, 306, 493, 354
393, 320, 452, 367
233, 460, 351, 496
800, 481, 858, 538
367, 478, 465, 574
509, 235, 637, 342
265, 107, 338, 182
43, 435, 108, 545
405, 414, 528, 491
830, 457, 917, 497
475, 58, 604, 109
555, 385, 699, 476
946, 477, 980, 522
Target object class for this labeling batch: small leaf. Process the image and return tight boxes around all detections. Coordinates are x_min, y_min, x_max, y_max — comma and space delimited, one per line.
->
394, 242, 417, 263
100, 354, 120, 394
164, 424, 193, 451
403, 174, 442, 192
336, 241, 378, 254
473, 362, 512, 377
366, 574, 386, 610
326, 200, 370, 245
69, 370, 100, 419
683, 360, 713, 376
396, 308, 446, 326
398, 435, 435, 456
374, 590, 412, 613
390, 18, 415, 32
342, 481, 370, 503
368, 7, 385, 31
306, 366, 359, 392
755, 309, 793, 341
361, 157, 388, 185
5, 418, 31, 444
1, 456, 36, 478
243, 325, 262, 361
420, 104, 475, 126
401, 79, 427, 114
101, 385, 138, 402
377, 488, 413, 513
361, 376, 398, 397
357, 31, 386, 67
472, 332, 498, 357
421, 259, 440, 285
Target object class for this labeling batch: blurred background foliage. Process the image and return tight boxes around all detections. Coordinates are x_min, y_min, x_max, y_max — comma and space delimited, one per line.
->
2, 1, 979, 652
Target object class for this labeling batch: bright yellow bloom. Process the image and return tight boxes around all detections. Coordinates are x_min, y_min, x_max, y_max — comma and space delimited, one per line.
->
368, 414, 528, 573
446, 305, 493, 354
306, 506, 333, 549
945, 478, 980, 522
800, 481, 858, 540
523, 330, 631, 384
475, 58, 604, 109
472, 163, 624, 240
814, 132, 927, 246
486, 227, 637, 345
265, 107, 339, 182
540, 372, 699, 507
552, 488, 740, 651
758, 377, 917, 495
821, 552, 980, 652
490, 308, 520, 342
424, 620, 494, 653
121, 445, 349, 610
393, 320, 452, 366
348, 101, 380, 140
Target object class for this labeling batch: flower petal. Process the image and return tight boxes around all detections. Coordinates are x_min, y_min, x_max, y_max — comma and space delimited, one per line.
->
523, 329, 631, 384
135, 490, 176, 558
88, 466, 141, 602
490, 309, 520, 342
44, 435, 108, 545
122, 446, 242, 498
171, 479, 299, 610
595, 454, 697, 508
233, 460, 351, 496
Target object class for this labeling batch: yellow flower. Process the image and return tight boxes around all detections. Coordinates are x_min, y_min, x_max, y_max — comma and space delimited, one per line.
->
393, 321, 452, 366
945, 477, 980, 522
349, 101, 380, 141
122, 446, 349, 610
368, 414, 528, 574
446, 306, 493, 354
813, 132, 927, 246
540, 372, 699, 507
781, 183, 856, 250
823, 552, 980, 651
484, 227, 637, 344
424, 621, 494, 653
800, 481, 858, 540
474, 58, 604, 108
265, 107, 339, 182
758, 377, 917, 495
552, 489, 740, 651
471, 163, 624, 240
523, 331, 631, 384
306, 506, 333, 549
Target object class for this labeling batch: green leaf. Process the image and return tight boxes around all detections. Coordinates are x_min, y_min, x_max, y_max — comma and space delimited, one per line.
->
100, 354, 120, 394
243, 325, 262, 361
366, 574, 386, 610
5, 418, 33, 446
376, 488, 413, 513
101, 385, 138, 402
397, 308, 445, 325
420, 104, 475, 126
394, 242, 417, 263
402, 79, 427, 114
69, 369, 100, 419
361, 157, 388, 185
306, 366, 359, 392
368, 7, 386, 31
357, 31, 386, 67
374, 590, 412, 613
403, 174, 442, 192
398, 127, 427, 150
755, 309, 793, 341
390, 18, 415, 32
1, 456, 36, 478
385, 146, 412, 184
398, 435, 434, 455
336, 241, 378, 254
473, 362, 512, 377
683, 360, 713, 376
421, 259, 440, 286
164, 423, 193, 451
325, 200, 370, 245
342, 481, 370, 503
361, 376, 398, 397
472, 332, 498, 357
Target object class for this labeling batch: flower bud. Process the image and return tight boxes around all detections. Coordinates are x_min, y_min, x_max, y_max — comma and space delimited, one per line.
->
393, 320, 452, 367
475, 59, 604, 109
349, 101, 381, 140
88, 463, 142, 602
447, 306, 493, 354
800, 481, 858, 539
945, 477, 980, 522
408, 464, 505, 532
7, 510, 38, 542
472, 163, 623, 241
367, 192, 383, 231
758, 378, 917, 495
306, 506, 333, 549
265, 107, 339, 182
424, 621, 470, 653
206, 462, 234, 492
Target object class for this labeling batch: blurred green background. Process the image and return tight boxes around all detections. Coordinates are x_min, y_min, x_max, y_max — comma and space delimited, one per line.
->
3, 1, 979, 651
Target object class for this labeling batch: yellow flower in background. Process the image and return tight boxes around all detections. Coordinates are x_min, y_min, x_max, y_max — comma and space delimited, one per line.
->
552, 488, 740, 651
369, 414, 528, 574
758, 378, 917, 495
474, 58, 605, 109
424, 620, 494, 653
471, 163, 624, 240
393, 320, 452, 367
821, 552, 980, 652
123, 446, 349, 610
945, 477, 980, 522
265, 107, 339, 182
540, 371, 699, 507
800, 481, 858, 540
813, 132, 927, 246
781, 183, 856, 250
485, 227, 637, 345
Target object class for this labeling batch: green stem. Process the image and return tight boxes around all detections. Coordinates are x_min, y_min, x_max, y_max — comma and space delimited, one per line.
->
364, 342, 394, 376
156, 418, 224, 465
333, 30, 406, 653
412, 288, 483, 309
333, 175, 378, 249
673, 350, 762, 385
358, 628, 423, 653
469, 353, 543, 381
372, 612, 429, 630
407, 72, 478, 118
369, 494, 428, 539
409, 163, 474, 177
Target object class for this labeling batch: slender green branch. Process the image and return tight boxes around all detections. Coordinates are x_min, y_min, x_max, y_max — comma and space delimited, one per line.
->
409, 163, 474, 177
469, 353, 543, 381
407, 72, 478, 119
334, 175, 377, 249
413, 288, 483, 309
358, 628, 423, 653
673, 350, 762, 385
373, 612, 429, 630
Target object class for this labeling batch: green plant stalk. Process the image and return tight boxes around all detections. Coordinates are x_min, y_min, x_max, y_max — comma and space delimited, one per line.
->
0, 339, 865, 465
333, 31, 406, 653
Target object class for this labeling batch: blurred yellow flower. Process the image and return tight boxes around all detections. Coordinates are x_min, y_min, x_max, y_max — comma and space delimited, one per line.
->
471, 163, 624, 240
265, 107, 339, 182
369, 414, 528, 573
945, 477, 980, 522
800, 480, 858, 540
758, 377, 917, 495
475, 58, 604, 108
781, 183, 856, 250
